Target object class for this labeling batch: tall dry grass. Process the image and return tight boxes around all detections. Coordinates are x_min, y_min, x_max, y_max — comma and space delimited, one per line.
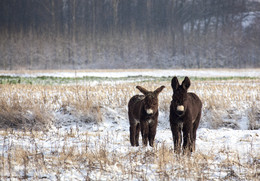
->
193, 79, 260, 129
0, 84, 102, 130
0, 78, 260, 130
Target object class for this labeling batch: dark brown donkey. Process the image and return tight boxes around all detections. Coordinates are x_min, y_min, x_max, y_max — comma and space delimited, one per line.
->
128, 86, 165, 147
169, 76, 202, 154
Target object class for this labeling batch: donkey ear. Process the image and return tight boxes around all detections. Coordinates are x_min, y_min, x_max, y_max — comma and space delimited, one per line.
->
154, 86, 165, 95
181, 76, 191, 90
171, 76, 180, 91
136, 86, 149, 95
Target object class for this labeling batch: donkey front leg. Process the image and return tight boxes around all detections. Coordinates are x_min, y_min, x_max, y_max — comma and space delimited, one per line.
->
148, 123, 157, 147
183, 123, 194, 154
141, 122, 149, 146
171, 123, 182, 154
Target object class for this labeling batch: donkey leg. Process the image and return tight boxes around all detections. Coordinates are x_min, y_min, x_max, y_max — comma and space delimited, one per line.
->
130, 125, 136, 146
148, 123, 157, 147
135, 123, 140, 146
183, 123, 193, 154
141, 122, 149, 146
192, 111, 202, 152
183, 132, 192, 154
171, 123, 182, 154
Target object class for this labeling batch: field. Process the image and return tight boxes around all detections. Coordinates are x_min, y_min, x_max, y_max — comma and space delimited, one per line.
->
0, 69, 259, 180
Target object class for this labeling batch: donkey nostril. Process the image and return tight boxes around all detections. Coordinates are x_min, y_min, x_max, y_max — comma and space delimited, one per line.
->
177, 105, 184, 112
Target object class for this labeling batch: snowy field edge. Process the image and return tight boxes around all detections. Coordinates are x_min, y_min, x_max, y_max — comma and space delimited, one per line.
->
0, 68, 260, 78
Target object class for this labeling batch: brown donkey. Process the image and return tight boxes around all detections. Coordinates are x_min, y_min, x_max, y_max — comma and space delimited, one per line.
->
128, 86, 165, 147
169, 77, 202, 154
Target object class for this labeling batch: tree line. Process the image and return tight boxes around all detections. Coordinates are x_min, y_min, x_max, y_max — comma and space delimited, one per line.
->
0, 0, 259, 69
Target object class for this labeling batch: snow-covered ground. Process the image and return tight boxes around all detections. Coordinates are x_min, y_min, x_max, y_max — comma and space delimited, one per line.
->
0, 68, 260, 78
0, 116, 259, 180
0, 69, 259, 180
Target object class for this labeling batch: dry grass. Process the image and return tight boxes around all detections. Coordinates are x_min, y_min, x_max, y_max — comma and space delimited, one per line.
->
0, 84, 103, 130
248, 102, 260, 130
193, 79, 260, 129
0, 78, 260, 130
0, 85, 51, 130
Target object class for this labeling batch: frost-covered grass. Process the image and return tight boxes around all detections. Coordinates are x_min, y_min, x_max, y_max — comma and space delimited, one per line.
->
0, 69, 259, 180
0, 128, 259, 180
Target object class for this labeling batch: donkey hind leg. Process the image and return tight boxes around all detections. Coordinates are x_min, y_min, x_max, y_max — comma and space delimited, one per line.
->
135, 123, 140, 146
130, 125, 136, 146
171, 123, 182, 154
192, 111, 202, 152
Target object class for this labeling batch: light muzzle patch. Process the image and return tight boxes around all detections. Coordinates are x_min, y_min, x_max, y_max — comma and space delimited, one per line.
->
177, 105, 184, 112
146, 109, 153, 114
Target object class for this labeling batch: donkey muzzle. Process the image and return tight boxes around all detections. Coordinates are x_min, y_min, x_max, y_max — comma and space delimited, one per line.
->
146, 109, 153, 115
176, 105, 185, 116
177, 105, 184, 112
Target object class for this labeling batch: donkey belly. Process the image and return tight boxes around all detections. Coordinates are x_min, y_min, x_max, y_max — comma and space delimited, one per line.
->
188, 93, 202, 124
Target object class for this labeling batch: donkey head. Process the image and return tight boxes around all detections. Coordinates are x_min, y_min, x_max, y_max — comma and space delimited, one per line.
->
136, 85, 165, 115
171, 76, 191, 117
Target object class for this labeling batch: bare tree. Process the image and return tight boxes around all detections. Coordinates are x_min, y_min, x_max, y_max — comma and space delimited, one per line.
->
0, 0, 258, 70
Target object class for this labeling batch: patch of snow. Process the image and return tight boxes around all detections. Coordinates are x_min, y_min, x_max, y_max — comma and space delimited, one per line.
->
1, 69, 260, 78
242, 11, 260, 29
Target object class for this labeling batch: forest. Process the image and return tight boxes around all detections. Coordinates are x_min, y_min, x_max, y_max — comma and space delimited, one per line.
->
0, 0, 260, 70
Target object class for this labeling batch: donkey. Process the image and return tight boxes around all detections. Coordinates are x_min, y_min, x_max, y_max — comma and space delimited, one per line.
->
169, 76, 202, 154
128, 85, 165, 147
